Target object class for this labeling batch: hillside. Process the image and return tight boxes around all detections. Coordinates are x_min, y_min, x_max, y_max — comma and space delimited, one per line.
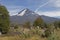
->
10, 8, 60, 24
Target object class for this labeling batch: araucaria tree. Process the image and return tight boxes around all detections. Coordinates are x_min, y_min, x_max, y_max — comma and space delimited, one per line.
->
0, 5, 10, 34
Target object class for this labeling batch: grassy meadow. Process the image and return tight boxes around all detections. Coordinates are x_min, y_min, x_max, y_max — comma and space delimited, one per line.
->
0, 26, 60, 40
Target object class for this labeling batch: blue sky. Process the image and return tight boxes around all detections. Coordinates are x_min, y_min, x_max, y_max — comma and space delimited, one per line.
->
0, 0, 60, 17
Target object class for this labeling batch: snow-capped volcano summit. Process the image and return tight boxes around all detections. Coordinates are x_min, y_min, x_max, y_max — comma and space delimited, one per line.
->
17, 8, 37, 16
17, 8, 28, 16
10, 8, 39, 24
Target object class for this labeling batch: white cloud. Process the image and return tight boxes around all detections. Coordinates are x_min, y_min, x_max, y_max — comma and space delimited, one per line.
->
9, 9, 20, 16
53, 0, 60, 7
35, 0, 60, 12
49, 0, 60, 7
37, 11, 60, 17
35, 0, 60, 17
5, 6, 25, 16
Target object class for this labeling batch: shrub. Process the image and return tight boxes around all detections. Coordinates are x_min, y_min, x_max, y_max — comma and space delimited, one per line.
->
44, 24, 55, 37
14, 25, 18, 29
23, 21, 31, 28
54, 21, 60, 29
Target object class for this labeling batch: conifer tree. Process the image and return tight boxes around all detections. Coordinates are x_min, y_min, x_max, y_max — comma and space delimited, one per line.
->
0, 5, 9, 34
33, 16, 44, 28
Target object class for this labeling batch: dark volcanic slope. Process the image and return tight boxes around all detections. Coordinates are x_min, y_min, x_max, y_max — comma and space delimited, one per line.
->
41, 15, 60, 23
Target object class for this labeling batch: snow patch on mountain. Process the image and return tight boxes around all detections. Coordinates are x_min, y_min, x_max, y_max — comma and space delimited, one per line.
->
17, 9, 27, 16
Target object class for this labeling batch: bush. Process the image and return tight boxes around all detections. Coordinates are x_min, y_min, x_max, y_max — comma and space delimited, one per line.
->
23, 21, 31, 28
54, 21, 60, 29
14, 25, 18, 29
43, 24, 55, 37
